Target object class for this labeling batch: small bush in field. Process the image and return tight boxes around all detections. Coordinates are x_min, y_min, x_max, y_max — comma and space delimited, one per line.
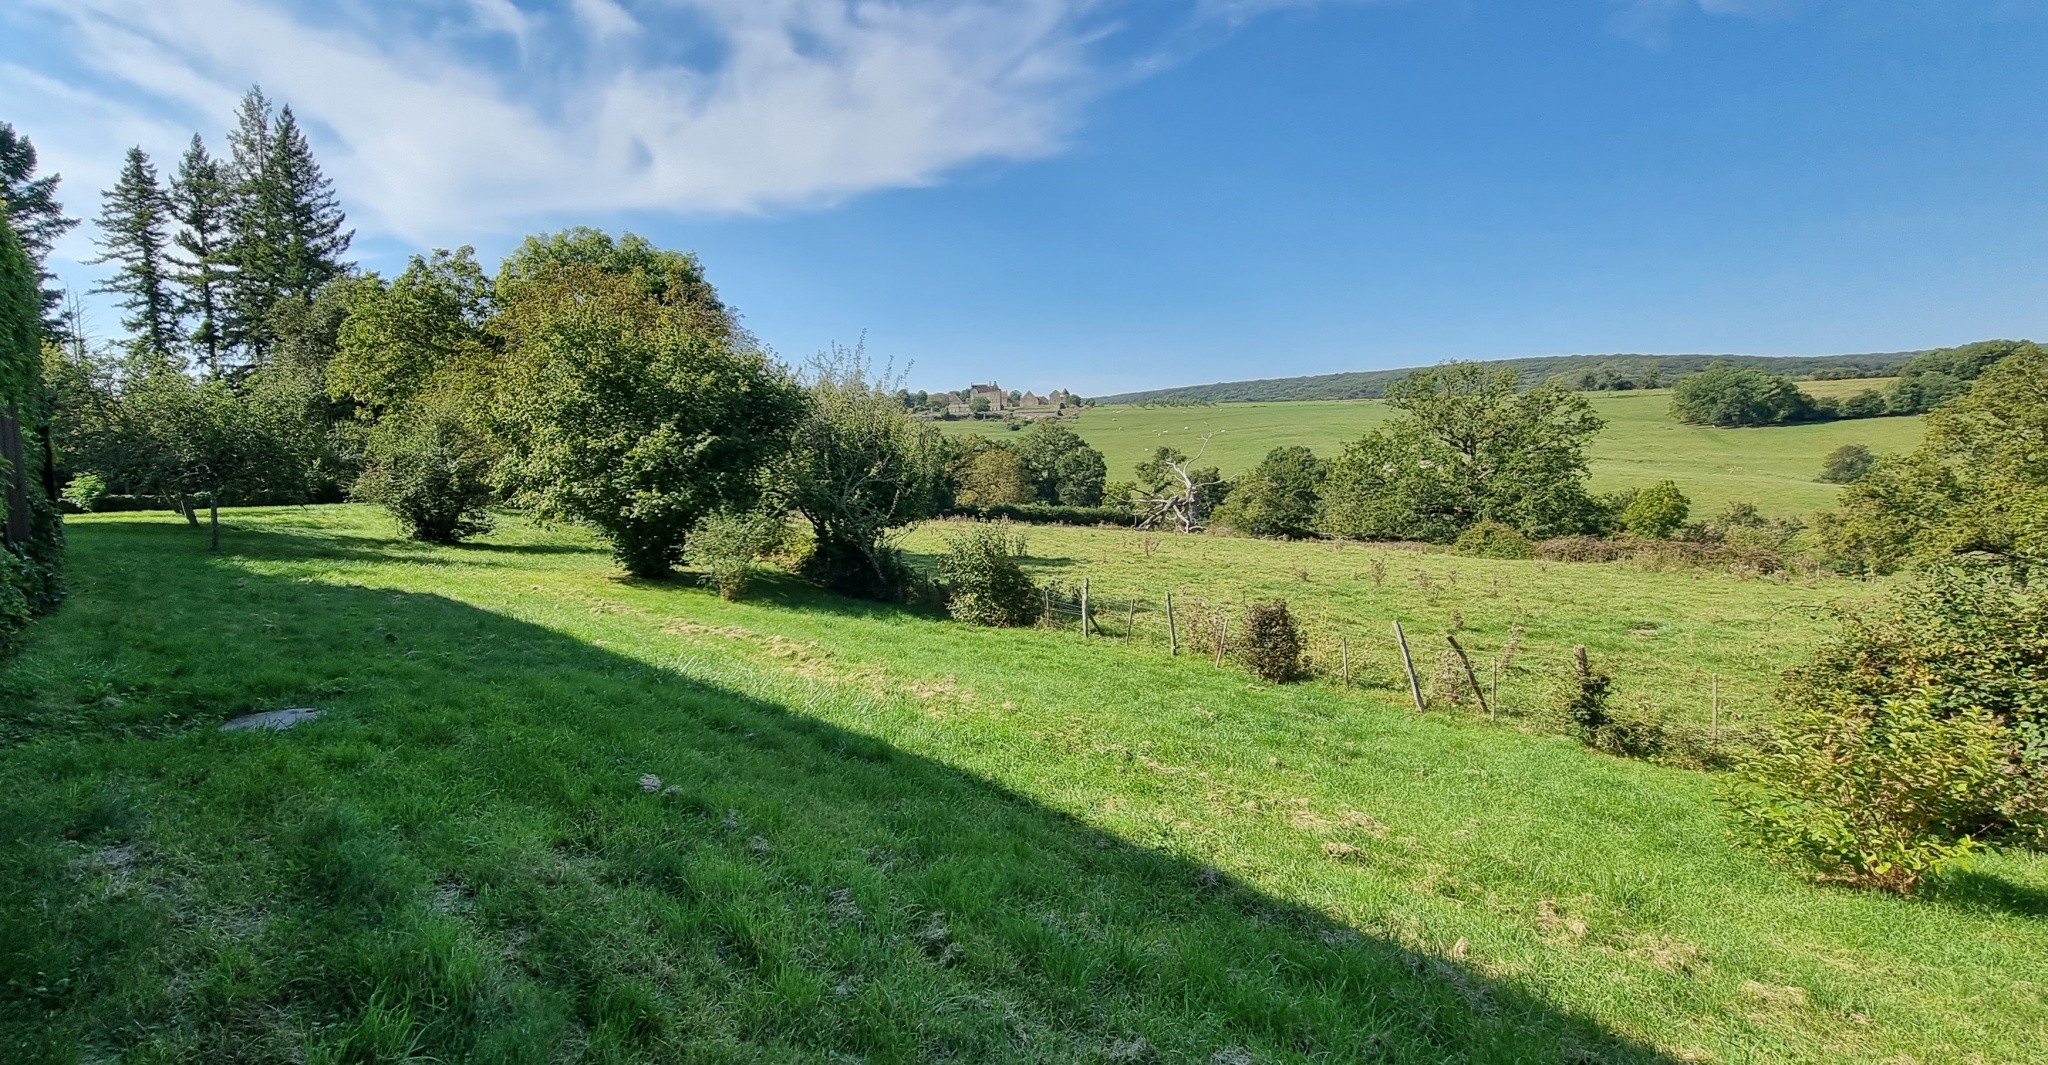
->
688, 510, 784, 600
1453, 520, 1533, 559
939, 522, 1040, 626
1620, 480, 1691, 539
1724, 694, 2007, 893
1560, 645, 1613, 737
60, 473, 109, 513
1237, 600, 1303, 682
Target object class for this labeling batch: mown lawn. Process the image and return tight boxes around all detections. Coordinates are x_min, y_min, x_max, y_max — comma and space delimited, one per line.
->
2, 506, 2043, 1064
938, 390, 1926, 518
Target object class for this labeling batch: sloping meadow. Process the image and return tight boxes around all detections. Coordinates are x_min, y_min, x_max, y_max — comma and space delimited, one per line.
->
1, 506, 2043, 1063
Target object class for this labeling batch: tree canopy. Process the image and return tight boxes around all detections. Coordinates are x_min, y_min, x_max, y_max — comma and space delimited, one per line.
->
1319, 363, 1605, 542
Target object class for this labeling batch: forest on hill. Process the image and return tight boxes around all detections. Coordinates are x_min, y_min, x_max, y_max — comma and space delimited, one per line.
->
1099, 351, 1921, 405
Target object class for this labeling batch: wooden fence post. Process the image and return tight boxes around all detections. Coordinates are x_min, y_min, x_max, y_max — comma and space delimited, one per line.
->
1214, 617, 1229, 667
1341, 636, 1351, 689
1711, 673, 1720, 742
1394, 621, 1424, 713
1446, 634, 1489, 718
1123, 603, 1136, 642
1166, 592, 1178, 656
1081, 578, 1091, 638
1043, 587, 1052, 628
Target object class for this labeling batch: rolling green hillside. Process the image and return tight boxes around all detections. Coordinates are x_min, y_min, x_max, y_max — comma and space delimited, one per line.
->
4, 507, 2041, 1063
1097, 352, 1918, 405
940, 389, 1925, 518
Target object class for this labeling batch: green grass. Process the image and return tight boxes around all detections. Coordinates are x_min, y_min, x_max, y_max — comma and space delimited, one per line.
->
941, 391, 1926, 517
4, 506, 2045, 1063
903, 521, 1855, 733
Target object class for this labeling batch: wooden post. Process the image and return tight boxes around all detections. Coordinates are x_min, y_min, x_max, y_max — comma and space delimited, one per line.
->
1489, 662, 1498, 722
1340, 636, 1351, 689
1043, 586, 1052, 628
1123, 603, 1136, 642
1394, 621, 1424, 712
1081, 578, 1091, 638
1214, 618, 1229, 667
1166, 593, 1178, 656
1711, 673, 1720, 741
1446, 634, 1489, 717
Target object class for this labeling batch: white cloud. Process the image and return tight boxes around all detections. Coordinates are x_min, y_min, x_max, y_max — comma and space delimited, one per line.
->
1609, 0, 1785, 46
6, 0, 1119, 243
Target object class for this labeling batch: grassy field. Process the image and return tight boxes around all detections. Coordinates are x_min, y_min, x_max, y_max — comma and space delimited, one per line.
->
3, 506, 2044, 1063
903, 521, 1856, 734
939, 389, 1925, 517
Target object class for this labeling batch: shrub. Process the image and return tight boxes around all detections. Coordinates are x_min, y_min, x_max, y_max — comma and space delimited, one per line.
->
938, 522, 1039, 626
1817, 444, 1876, 484
59, 473, 108, 513
688, 509, 784, 600
1725, 694, 2006, 893
1669, 365, 1819, 426
1619, 480, 1691, 539
1560, 645, 1613, 738
943, 502, 1138, 528
353, 391, 497, 544
1452, 520, 1533, 559
1236, 599, 1303, 682
1214, 446, 1325, 539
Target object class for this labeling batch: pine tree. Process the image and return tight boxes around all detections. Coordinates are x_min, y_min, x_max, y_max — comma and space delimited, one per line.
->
264, 106, 353, 303
223, 86, 277, 362
90, 147, 179, 360
169, 135, 231, 375
0, 121, 79, 327
220, 88, 352, 365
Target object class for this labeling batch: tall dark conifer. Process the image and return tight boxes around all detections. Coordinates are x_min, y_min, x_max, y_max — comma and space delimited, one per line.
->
90, 147, 179, 360
264, 106, 353, 303
169, 135, 230, 375
0, 121, 79, 328
220, 88, 352, 365
223, 86, 277, 362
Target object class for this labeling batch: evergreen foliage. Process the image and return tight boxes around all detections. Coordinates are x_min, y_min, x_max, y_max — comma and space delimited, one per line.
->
168, 135, 232, 374
0, 121, 78, 326
88, 148, 179, 358
221, 89, 354, 364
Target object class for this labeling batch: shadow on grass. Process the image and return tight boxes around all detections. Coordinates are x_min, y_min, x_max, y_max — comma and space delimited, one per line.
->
1926, 869, 2048, 920
0, 517, 1678, 1063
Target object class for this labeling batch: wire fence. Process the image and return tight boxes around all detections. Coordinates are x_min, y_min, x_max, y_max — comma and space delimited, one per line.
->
1012, 576, 1759, 769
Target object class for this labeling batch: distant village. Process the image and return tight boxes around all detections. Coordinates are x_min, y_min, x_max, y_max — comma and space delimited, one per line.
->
901, 383, 1090, 422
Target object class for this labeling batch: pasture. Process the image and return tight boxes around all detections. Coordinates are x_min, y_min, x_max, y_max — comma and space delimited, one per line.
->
2, 506, 2043, 1063
940, 388, 1925, 517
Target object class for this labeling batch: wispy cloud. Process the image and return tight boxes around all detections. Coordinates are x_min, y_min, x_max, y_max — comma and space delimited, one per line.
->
1609, 0, 1786, 46
4, 0, 1139, 245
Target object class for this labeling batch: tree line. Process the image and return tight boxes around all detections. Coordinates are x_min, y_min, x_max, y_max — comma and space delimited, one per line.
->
1667, 341, 2023, 427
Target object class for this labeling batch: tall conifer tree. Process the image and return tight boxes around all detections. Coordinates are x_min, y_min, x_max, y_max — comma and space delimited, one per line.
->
220, 88, 352, 365
223, 86, 277, 362
90, 147, 179, 359
169, 134, 230, 375
0, 121, 79, 328
264, 106, 353, 303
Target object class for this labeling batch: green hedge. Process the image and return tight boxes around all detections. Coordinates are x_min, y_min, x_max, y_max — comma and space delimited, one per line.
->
942, 502, 1139, 527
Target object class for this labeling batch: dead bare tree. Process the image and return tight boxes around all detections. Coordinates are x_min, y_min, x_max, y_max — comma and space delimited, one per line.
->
1135, 433, 1225, 533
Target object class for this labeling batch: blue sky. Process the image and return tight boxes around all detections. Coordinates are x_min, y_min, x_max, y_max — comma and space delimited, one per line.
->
5, 1, 2046, 395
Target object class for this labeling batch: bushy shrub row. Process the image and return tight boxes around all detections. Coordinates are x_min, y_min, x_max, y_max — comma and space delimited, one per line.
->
942, 502, 1138, 527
